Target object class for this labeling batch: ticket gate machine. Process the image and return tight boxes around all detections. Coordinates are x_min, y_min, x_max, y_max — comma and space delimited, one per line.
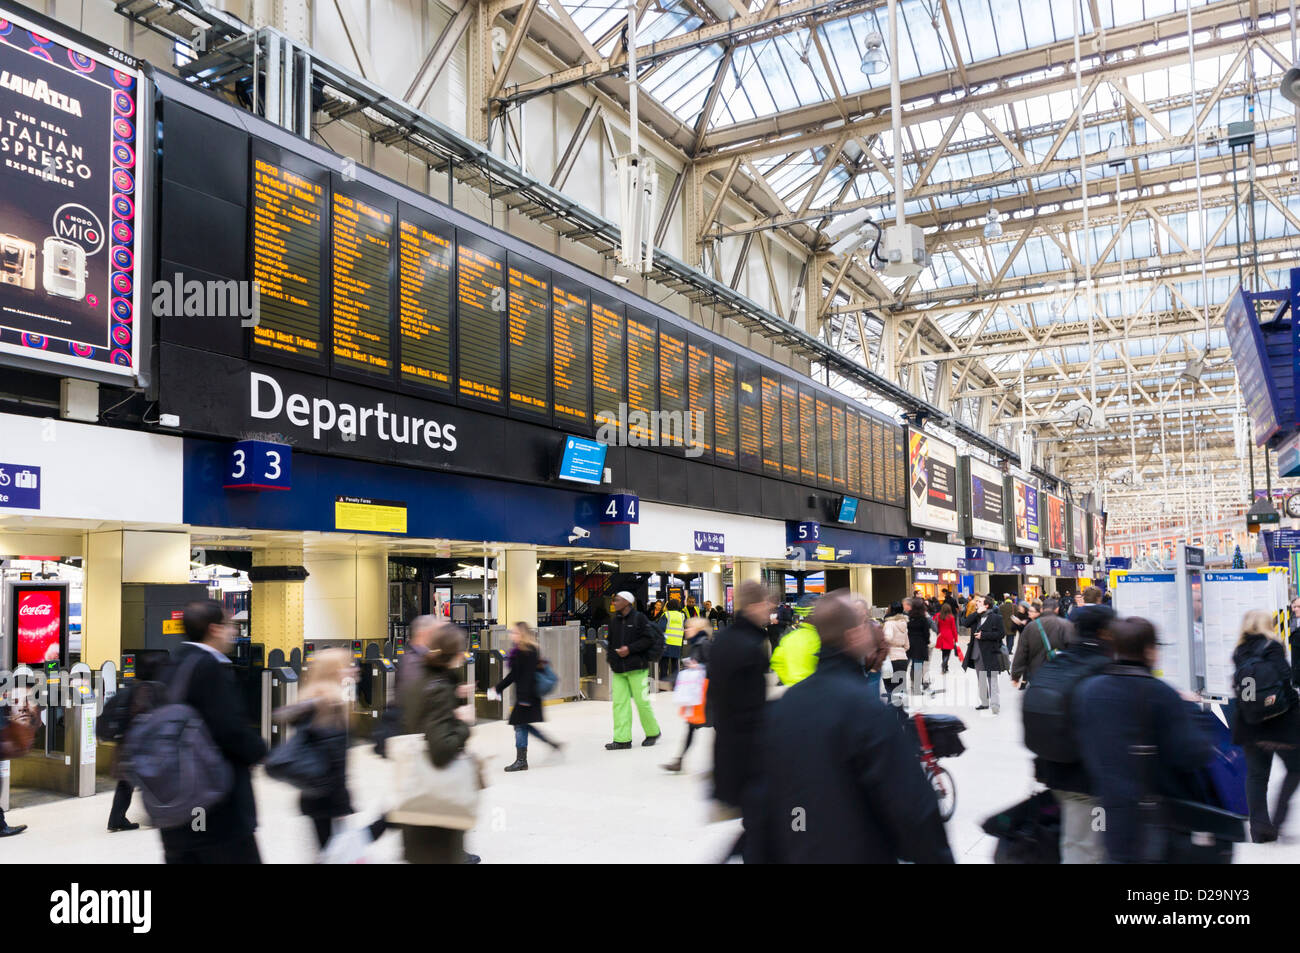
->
266, 649, 299, 746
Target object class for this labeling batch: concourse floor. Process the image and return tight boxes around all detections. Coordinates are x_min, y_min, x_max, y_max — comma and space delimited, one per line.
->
4, 662, 1298, 864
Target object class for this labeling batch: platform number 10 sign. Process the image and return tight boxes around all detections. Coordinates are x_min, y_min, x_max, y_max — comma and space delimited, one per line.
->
224, 440, 292, 491
601, 493, 639, 525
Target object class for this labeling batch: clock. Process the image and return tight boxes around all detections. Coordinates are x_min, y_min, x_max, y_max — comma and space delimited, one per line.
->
1286, 494, 1300, 519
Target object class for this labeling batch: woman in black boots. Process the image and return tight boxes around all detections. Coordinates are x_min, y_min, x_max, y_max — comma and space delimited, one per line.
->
494, 622, 562, 771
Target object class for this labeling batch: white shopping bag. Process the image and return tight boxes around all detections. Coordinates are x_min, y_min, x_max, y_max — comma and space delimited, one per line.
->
673, 667, 706, 708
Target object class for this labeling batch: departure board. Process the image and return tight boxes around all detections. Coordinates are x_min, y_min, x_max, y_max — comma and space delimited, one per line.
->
331, 180, 394, 377
551, 279, 590, 427
397, 207, 453, 394
456, 234, 505, 405
859, 414, 873, 499
846, 411, 861, 496
591, 297, 625, 432
780, 380, 799, 480
713, 352, 737, 463
507, 257, 550, 418
687, 341, 713, 457
891, 428, 906, 505
761, 376, 781, 476
250, 145, 327, 363
831, 405, 847, 490
872, 420, 885, 501
627, 315, 657, 443
737, 360, 762, 474
815, 398, 832, 486
659, 328, 687, 448
798, 387, 816, 482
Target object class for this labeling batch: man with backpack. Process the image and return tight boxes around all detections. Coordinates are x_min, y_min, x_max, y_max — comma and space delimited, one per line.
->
148, 601, 268, 863
1010, 598, 1072, 689
603, 591, 661, 750
1021, 603, 1116, 863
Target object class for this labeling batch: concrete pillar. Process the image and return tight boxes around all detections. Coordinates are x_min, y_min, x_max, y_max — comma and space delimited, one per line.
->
732, 559, 763, 588
253, 546, 305, 661
499, 547, 539, 630
702, 571, 724, 608
82, 530, 190, 668
850, 566, 873, 607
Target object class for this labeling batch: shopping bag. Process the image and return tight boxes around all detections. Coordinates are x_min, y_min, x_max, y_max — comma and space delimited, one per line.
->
387, 733, 481, 830
673, 667, 706, 708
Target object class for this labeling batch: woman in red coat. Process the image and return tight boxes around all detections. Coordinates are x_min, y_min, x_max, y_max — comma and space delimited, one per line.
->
935, 603, 959, 675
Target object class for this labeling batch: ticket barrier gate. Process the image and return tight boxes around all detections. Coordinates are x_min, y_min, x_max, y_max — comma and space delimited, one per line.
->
352, 644, 396, 738
231, 642, 272, 748
473, 649, 508, 720
584, 641, 612, 701
267, 649, 299, 746
5, 665, 99, 798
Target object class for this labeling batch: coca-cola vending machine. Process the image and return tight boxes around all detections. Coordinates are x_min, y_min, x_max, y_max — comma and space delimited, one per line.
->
2, 581, 70, 670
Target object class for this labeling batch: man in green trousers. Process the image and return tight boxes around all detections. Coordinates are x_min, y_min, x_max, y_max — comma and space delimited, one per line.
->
604, 591, 661, 750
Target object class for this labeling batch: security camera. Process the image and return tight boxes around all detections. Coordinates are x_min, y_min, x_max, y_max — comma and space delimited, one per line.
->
568, 526, 591, 544
785, 545, 805, 560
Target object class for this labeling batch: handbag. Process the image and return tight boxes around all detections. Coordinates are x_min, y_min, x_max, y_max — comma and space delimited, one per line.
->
535, 662, 559, 697
264, 727, 332, 795
387, 733, 481, 830
673, 667, 706, 709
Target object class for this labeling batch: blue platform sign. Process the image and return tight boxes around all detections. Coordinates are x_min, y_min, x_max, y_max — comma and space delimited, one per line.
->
787, 521, 820, 545
225, 440, 291, 490
600, 493, 639, 524
0, 463, 40, 510
890, 537, 924, 555
1225, 285, 1282, 444
557, 436, 607, 486
693, 531, 725, 553
1014, 554, 1034, 567
966, 546, 984, 561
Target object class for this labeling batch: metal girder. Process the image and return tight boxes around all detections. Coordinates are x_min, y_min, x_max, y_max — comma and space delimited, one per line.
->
405, 0, 478, 108
487, 0, 540, 102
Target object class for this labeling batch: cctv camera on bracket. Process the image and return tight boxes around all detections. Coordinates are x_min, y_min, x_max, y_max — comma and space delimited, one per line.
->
568, 526, 591, 544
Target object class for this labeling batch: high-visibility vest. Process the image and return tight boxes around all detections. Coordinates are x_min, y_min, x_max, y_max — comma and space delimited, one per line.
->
664, 610, 686, 647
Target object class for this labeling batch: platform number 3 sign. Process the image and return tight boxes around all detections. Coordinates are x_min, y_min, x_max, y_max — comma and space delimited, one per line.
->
224, 440, 292, 491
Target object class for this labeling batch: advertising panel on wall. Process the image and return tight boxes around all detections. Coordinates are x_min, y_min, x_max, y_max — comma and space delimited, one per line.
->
966, 456, 1006, 544
1091, 512, 1105, 558
906, 429, 958, 534
1070, 504, 1086, 555
0, 2, 149, 382
1009, 476, 1039, 549
1044, 492, 1067, 553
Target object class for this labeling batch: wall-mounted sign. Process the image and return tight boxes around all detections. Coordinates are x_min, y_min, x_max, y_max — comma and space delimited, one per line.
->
693, 530, 724, 553
787, 521, 820, 545
1010, 477, 1039, 548
966, 457, 1006, 543
966, 546, 984, 561
334, 496, 407, 534
1014, 554, 1034, 567
0, 462, 40, 509
907, 429, 958, 533
1043, 492, 1067, 554
600, 492, 638, 524
891, 537, 924, 555
224, 440, 291, 490
557, 435, 606, 485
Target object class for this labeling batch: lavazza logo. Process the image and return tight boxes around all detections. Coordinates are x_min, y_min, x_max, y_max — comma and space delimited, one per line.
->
49, 883, 151, 933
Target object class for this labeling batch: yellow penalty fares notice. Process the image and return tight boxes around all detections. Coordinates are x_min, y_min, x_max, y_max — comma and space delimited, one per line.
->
335, 496, 408, 534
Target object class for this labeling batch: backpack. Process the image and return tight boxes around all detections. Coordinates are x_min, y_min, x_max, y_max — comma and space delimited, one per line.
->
1234, 645, 1293, 725
97, 685, 132, 744
1022, 649, 1111, 763
646, 619, 666, 664
121, 652, 234, 830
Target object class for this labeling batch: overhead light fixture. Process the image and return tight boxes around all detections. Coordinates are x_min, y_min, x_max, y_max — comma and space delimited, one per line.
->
860, 31, 887, 76
1282, 66, 1300, 106
982, 207, 1002, 240
1180, 353, 1205, 383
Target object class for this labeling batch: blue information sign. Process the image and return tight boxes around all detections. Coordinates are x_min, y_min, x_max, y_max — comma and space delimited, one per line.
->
600, 493, 639, 524
787, 521, 820, 545
693, 531, 725, 553
890, 537, 924, 555
0, 463, 40, 510
225, 440, 291, 490
557, 436, 607, 485
836, 497, 859, 524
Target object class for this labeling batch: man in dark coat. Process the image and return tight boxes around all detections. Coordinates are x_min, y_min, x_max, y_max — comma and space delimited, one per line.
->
708, 579, 772, 814
970, 596, 1007, 713
159, 600, 268, 864
603, 592, 661, 749
1011, 598, 1072, 687
745, 591, 954, 864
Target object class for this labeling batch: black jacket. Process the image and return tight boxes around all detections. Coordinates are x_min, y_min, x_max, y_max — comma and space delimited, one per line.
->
158, 644, 268, 853
1074, 661, 1214, 863
745, 652, 954, 864
606, 608, 655, 673
1231, 635, 1300, 747
905, 612, 931, 661
285, 704, 352, 821
496, 646, 544, 726
708, 613, 770, 808
1033, 638, 1111, 794
970, 610, 1007, 673
1011, 614, 1071, 683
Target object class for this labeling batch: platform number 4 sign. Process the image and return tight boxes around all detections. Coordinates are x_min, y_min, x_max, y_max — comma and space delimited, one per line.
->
224, 440, 292, 491
601, 493, 639, 525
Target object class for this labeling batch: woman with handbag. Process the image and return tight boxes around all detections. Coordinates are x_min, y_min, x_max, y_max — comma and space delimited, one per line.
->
662, 617, 713, 773
394, 623, 480, 864
492, 622, 562, 772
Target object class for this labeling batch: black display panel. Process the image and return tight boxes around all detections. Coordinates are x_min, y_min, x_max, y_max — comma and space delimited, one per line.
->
798, 386, 816, 483
455, 232, 505, 406
871, 419, 885, 502
687, 338, 713, 460
891, 426, 906, 505
780, 379, 799, 481
551, 277, 590, 428
249, 142, 328, 365
815, 397, 833, 487
737, 359, 762, 474
397, 206, 454, 395
659, 326, 687, 450
760, 375, 781, 477
506, 255, 550, 420
846, 410, 861, 496
626, 312, 657, 444
831, 404, 847, 490
859, 413, 874, 501
713, 350, 737, 465
331, 177, 395, 379
591, 294, 624, 433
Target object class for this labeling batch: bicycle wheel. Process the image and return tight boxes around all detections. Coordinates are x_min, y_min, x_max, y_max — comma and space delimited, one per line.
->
929, 764, 956, 822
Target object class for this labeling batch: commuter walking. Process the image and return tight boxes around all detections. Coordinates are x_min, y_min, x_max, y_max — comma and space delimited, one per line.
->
1069, 586, 1102, 622
935, 603, 958, 675
1232, 610, 1300, 842
744, 591, 954, 864
968, 596, 1007, 714
397, 623, 478, 864
158, 601, 268, 864
906, 598, 931, 695
998, 596, 1017, 651
771, 594, 820, 687
662, 617, 713, 773
657, 598, 687, 685
98, 653, 164, 832
1008, 601, 1029, 656
708, 580, 772, 821
493, 622, 562, 771
1010, 598, 1071, 688
882, 601, 910, 698
604, 591, 661, 749
1074, 618, 1214, 863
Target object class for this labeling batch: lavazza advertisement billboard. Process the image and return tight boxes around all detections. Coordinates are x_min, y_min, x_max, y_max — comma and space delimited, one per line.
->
0, 3, 146, 380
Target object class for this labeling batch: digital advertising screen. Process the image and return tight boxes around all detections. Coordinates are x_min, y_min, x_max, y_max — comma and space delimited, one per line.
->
6, 581, 68, 667
1070, 503, 1087, 556
0, 9, 146, 380
837, 496, 858, 524
967, 456, 1006, 544
1012, 477, 1039, 548
1092, 512, 1106, 558
907, 429, 958, 534
1045, 492, 1067, 553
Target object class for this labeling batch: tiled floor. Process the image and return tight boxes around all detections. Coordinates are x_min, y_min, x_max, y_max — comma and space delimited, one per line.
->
3, 665, 1295, 863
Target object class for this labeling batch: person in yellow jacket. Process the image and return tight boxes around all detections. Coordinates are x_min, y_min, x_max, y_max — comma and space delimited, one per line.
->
656, 598, 687, 686
771, 595, 820, 686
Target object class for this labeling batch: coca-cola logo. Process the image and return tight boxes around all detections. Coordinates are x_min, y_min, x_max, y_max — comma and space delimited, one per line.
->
18, 604, 53, 616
